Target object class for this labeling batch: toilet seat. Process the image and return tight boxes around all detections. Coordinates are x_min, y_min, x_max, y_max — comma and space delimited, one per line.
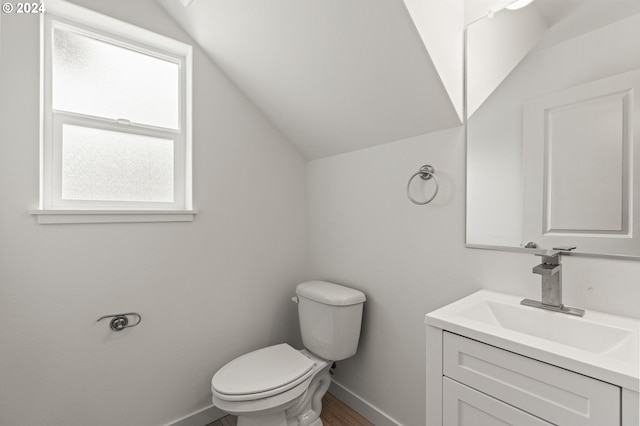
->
212, 344, 315, 402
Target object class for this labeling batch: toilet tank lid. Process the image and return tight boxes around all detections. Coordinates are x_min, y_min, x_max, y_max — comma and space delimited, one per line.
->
296, 281, 366, 306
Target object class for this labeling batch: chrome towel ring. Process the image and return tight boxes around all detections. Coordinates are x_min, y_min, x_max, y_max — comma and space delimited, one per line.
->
407, 165, 439, 205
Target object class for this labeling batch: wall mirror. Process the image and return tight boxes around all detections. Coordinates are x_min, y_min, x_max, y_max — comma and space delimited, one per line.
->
465, 0, 640, 259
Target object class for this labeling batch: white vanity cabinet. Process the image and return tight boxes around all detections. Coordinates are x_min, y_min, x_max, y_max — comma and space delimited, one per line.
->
441, 332, 620, 426
424, 291, 640, 426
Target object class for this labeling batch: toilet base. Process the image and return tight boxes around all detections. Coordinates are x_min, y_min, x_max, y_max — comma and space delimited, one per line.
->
233, 354, 331, 426
236, 411, 288, 426
285, 358, 331, 426
236, 415, 322, 426
236, 415, 323, 426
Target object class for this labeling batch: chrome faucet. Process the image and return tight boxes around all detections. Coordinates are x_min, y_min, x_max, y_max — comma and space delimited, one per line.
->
521, 250, 585, 317
533, 252, 562, 307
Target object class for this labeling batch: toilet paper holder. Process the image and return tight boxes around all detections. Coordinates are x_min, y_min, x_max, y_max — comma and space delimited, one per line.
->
97, 312, 142, 331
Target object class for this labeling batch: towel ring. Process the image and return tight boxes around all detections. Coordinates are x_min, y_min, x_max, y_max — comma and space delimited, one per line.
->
407, 165, 439, 205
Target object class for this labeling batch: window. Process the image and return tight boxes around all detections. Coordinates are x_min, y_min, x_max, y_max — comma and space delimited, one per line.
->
34, 0, 194, 224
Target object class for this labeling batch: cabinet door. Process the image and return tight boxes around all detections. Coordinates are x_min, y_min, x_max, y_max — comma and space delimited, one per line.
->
444, 332, 620, 425
443, 377, 553, 426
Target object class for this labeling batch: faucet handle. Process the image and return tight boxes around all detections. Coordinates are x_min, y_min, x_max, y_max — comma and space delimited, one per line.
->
535, 246, 576, 264
535, 251, 561, 264
552, 245, 576, 252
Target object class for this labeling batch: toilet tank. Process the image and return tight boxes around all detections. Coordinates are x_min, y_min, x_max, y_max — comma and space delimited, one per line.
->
295, 281, 366, 361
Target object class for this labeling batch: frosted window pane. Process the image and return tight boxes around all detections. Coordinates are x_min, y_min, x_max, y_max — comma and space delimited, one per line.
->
61, 125, 174, 202
53, 28, 179, 129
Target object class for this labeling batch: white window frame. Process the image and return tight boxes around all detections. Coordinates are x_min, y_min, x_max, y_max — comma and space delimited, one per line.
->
31, 0, 195, 224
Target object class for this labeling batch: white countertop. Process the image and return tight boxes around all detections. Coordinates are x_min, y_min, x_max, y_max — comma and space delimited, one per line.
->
425, 290, 639, 391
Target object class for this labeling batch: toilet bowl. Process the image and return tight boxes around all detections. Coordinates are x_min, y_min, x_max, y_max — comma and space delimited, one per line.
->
211, 281, 366, 426
211, 345, 331, 426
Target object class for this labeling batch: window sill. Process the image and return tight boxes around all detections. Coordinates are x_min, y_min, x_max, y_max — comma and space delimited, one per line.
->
29, 209, 198, 224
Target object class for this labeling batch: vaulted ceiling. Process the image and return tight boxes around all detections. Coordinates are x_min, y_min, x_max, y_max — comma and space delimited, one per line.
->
156, 0, 640, 159
156, 0, 464, 159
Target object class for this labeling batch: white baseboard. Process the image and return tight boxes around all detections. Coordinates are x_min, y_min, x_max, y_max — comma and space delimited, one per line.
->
163, 404, 227, 426
328, 380, 403, 426
163, 380, 401, 426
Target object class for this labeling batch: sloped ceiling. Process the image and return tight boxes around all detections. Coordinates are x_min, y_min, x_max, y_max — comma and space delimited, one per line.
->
157, 0, 463, 159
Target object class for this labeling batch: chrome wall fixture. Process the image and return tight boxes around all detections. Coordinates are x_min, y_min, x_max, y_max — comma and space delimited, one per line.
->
97, 312, 142, 331
407, 165, 439, 205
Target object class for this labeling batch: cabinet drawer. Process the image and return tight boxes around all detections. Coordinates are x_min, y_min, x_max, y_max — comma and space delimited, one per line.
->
443, 332, 620, 426
443, 377, 553, 426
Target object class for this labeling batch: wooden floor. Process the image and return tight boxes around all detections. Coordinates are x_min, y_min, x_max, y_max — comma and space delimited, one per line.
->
206, 392, 373, 426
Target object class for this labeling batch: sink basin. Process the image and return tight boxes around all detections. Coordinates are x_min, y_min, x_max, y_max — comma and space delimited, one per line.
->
458, 298, 633, 356
425, 290, 640, 391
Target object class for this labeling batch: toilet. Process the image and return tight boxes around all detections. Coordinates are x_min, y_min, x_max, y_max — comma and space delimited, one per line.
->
211, 280, 366, 426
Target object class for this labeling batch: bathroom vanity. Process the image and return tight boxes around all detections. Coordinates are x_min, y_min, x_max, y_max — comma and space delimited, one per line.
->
425, 290, 639, 426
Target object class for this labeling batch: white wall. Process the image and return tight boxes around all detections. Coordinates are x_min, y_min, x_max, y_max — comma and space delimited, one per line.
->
308, 127, 640, 425
0, 1, 307, 425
